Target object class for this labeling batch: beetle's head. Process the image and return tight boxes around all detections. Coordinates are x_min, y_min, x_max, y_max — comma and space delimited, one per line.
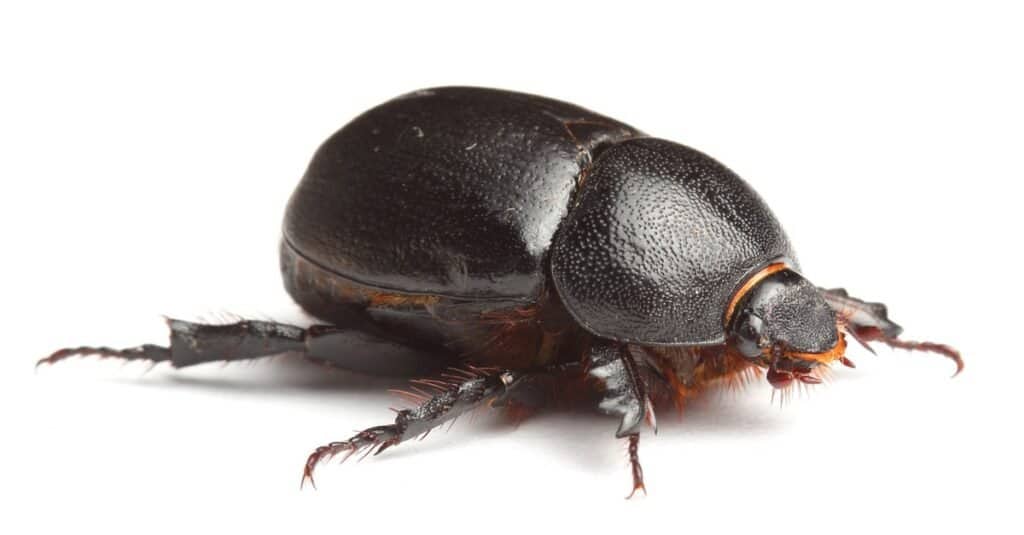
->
727, 266, 844, 389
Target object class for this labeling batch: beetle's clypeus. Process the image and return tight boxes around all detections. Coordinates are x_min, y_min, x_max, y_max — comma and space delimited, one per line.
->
39, 86, 962, 496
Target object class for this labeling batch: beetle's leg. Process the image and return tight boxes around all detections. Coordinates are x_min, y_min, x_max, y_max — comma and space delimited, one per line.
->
820, 288, 963, 375
38, 313, 444, 375
301, 362, 579, 488
36, 319, 300, 369
37, 343, 173, 367
587, 340, 656, 497
626, 433, 645, 498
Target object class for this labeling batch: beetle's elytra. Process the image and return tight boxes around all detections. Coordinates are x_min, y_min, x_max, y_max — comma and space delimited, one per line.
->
40, 86, 962, 496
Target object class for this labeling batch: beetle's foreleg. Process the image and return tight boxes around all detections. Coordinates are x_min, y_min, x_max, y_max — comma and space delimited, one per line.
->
853, 330, 963, 376
820, 288, 964, 375
301, 363, 578, 488
587, 340, 656, 497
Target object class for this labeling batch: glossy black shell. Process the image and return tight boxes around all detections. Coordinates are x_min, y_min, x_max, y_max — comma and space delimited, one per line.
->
284, 87, 639, 301
283, 86, 796, 348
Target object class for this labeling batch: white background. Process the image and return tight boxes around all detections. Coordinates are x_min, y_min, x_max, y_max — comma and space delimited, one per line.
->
3, 2, 1022, 534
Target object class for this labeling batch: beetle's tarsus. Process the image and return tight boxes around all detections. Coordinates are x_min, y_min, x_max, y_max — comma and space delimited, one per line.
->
36, 344, 171, 369
625, 433, 647, 499
299, 365, 589, 488
822, 288, 963, 376
849, 326, 963, 377
301, 426, 400, 489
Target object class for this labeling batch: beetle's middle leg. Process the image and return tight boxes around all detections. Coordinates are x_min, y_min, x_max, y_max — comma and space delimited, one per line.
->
301, 362, 579, 488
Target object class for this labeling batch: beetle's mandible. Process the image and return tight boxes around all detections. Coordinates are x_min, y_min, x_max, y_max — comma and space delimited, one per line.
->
39, 86, 962, 497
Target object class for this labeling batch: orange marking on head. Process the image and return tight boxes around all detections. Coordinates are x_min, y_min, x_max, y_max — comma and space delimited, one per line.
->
723, 262, 791, 327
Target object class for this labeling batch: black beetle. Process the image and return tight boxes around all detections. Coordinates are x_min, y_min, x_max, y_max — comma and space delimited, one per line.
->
39, 86, 962, 496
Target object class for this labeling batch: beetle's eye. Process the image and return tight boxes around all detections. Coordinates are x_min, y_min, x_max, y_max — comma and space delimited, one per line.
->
732, 310, 765, 359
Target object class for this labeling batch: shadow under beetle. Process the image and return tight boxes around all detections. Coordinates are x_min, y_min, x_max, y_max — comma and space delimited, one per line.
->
40, 87, 963, 497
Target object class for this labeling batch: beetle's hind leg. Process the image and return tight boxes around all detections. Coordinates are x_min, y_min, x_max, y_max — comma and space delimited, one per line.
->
38, 343, 173, 367
38, 310, 446, 375
820, 288, 964, 375
301, 363, 579, 488
36, 318, 301, 369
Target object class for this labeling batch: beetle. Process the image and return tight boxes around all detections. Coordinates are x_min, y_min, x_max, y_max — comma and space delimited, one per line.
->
38, 86, 962, 496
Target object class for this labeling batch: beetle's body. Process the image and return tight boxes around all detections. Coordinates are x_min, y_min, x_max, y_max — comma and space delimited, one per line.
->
281, 87, 796, 374
41, 86, 962, 496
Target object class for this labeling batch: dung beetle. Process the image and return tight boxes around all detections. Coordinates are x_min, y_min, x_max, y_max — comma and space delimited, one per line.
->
39, 86, 962, 496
